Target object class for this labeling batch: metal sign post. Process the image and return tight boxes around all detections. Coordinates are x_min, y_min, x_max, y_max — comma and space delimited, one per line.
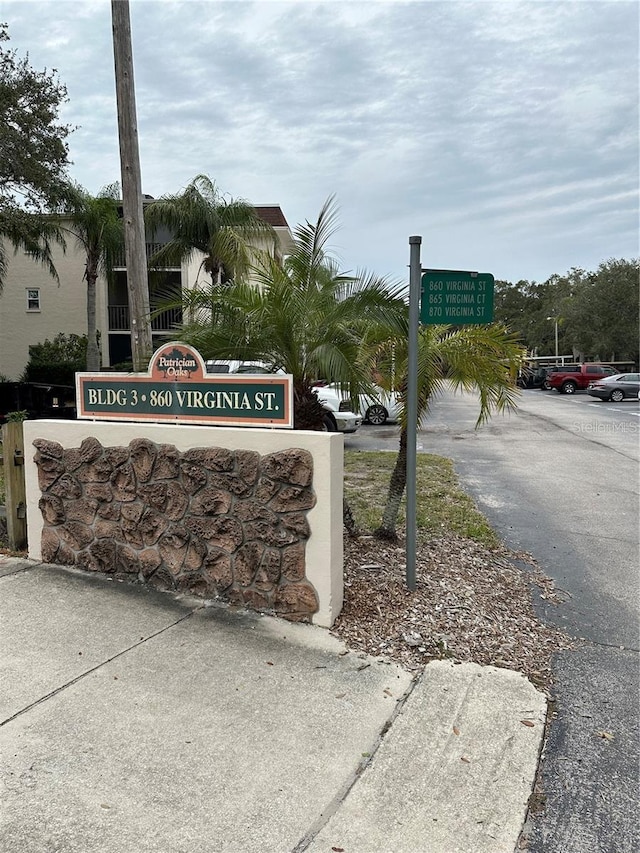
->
406, 236, 422, 591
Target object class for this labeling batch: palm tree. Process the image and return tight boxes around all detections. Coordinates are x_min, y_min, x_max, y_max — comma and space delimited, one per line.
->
143, 174, 276, 287
168, 197, 408, 429
60, 184, 123, 371
375, 323, 525, 540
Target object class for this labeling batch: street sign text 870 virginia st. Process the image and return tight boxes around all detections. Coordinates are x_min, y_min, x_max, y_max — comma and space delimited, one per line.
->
421, 270, 494, 325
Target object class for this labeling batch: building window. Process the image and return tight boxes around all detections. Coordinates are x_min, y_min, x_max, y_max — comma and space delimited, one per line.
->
27, 288, 41, 311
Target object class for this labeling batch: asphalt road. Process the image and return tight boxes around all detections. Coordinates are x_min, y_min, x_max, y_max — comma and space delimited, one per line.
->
347, 387, 640, 853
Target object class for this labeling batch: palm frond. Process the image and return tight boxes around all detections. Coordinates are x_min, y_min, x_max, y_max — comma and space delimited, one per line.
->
144, 174, 276, 283
0, 207, 64, 286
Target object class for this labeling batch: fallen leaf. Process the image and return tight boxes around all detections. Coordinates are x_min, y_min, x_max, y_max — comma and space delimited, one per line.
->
453, 726, 460, 736
596, 731, 615, 741
461, 756, 471, 763
521, 719, 535, 727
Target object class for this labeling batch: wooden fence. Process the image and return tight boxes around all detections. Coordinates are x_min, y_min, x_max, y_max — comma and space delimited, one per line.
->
1, 421, 27, 551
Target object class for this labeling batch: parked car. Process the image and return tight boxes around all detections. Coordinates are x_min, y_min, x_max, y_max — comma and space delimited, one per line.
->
205, 360, 273, 375
518, 364, 582, 390
539, 364, 581, 390
587, 373, 640, 402
311, 385, 362, 433
517, 366, 545, 389
359, 388, 401, 425
205, 362, 362, 434
315, 383, 401, 425
547, 363, 618, 394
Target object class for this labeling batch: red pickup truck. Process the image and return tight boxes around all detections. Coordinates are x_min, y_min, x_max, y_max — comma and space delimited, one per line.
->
547, 363, 618, 394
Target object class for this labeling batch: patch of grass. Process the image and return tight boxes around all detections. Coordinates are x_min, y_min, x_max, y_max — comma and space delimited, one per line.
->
344, 450, 500, 548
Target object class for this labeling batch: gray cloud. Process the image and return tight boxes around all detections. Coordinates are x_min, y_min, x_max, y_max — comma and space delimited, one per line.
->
3, 0, 638, 283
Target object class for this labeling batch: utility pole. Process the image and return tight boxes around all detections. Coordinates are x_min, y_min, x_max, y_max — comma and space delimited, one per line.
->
111, 0, 152, 371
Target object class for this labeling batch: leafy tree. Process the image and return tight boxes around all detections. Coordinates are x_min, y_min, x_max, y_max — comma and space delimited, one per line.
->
143, 174, 276, 287
164, 197, 408, 429
374, 323, 525, 541
0, 24, 73, 288
494, 276, 575, 357
563, 259, 639, 364
21, 333, 90, 385
57, 184, 123, 371
492, 261, 639, 363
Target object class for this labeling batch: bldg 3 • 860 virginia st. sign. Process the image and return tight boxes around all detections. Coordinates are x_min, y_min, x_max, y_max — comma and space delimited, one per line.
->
421, 269, 494, 325
76, 343, 293, 428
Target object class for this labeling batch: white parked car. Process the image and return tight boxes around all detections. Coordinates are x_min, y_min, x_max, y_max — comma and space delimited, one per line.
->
206, 360, 274, 375
317, 383, 401, 426
206, 361, 362, 434
312, 386, 362, 433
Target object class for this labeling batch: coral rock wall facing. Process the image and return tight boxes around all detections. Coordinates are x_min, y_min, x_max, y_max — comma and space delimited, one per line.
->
34, 437, 319, 621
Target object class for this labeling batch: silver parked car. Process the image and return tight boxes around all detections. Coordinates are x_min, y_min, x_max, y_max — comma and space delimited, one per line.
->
587, 373, 640, 402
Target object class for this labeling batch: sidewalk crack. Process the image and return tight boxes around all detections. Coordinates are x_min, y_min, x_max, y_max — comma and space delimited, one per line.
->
290, 672, 420, 853
0, 605, 205, 728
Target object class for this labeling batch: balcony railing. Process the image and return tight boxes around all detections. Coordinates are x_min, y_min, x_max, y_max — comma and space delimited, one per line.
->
108, 305, 183, 332
112, 243, 179, 269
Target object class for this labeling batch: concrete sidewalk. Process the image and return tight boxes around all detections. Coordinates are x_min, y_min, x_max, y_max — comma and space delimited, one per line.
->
0, 556, 546, 853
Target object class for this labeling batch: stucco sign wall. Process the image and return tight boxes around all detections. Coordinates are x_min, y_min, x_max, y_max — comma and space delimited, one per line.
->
23, 420, 344, 627
76, 343, 293, 428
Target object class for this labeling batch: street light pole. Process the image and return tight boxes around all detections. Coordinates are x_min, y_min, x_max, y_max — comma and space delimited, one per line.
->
547, 316, 559, 361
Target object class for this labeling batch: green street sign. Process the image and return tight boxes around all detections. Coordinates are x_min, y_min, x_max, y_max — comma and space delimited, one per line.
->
421, 270, 494, 325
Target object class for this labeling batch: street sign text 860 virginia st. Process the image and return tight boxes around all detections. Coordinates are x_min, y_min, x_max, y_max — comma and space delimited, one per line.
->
421, 270, 494, 325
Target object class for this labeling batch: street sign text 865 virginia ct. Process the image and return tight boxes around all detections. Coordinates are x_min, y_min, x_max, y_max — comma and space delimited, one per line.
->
421, 270, 494, 325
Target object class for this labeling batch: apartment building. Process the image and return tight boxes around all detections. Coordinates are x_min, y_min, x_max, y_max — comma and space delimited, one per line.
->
0, 204, 293, 380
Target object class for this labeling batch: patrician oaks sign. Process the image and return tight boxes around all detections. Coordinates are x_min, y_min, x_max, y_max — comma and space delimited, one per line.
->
76, 343, 293, 428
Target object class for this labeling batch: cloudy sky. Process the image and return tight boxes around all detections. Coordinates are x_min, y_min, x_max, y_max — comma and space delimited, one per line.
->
4, 0, 639, 285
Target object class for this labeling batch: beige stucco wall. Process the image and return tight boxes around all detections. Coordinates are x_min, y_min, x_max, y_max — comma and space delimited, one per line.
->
23, 420, 344, 628
1, 214, 293, 380
0, 239, 108, 380
182, 227, 294, 293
